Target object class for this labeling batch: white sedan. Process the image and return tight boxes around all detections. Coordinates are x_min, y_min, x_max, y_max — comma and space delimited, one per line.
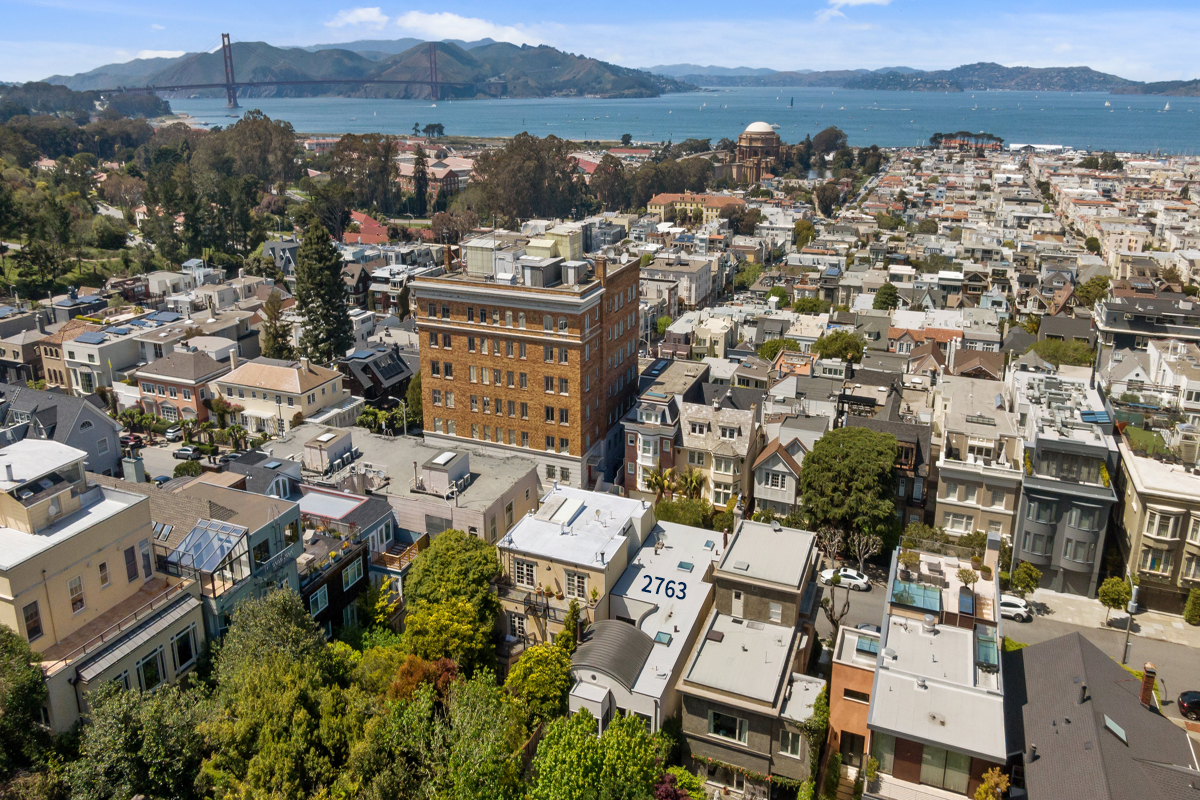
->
999, 594, 1032, 622
819, 567, 871, 591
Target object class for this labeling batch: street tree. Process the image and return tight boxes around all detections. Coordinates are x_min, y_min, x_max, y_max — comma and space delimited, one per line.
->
1098, 576, 1131, 622
401, 597, 493, 673
294, 221, 354, 364
847, 530, 883, 572
1009, 562, 1043, 598
0, 625, 49, 781
412, 144, 429, 216
530, 710, 659, 800
799, 427, 897, 543
820, 573, 853, 640
403, 529, 501, 627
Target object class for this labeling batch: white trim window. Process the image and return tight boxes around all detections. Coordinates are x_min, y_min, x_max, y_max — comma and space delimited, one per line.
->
708, 709, 747, 743
1184, 554, 1200, 582
1189, 517, 1200, 545
514, 559, 536, 588
1069, 506, 1102, 531
510, 611, 527, 638
1139, 547, 1173, 575
310, 584, 329, 616
780, 729, 803, 757
565, 571, 587, 599
942, 512, 973, 533
342, 557, 363, 591
1144, 511, 1178, 541
713, 456, 735, 475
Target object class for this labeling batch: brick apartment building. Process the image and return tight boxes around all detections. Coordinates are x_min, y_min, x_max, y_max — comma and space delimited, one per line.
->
411, 255, 641, 487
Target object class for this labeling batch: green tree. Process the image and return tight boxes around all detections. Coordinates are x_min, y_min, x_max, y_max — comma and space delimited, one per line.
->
530, 710, 658, 800
412, 144, 430, 217
655, 315, 673, 336
173, 460, 202, 478
812, 126, 848, 155
1084, 236, 1101, 254
793, 219, 816, 248
404, 529, 501, 628
1098, 576, 1132, 622
213, 589, 329, 688
557, 599, 581, 654
400, 598, 492, 674
504, 643, 573, 725
757, 337, 800, 362
812, 330, 865, 363
793, 297, 830, 314
1075, 275, 1111, 307
1184, 587, 1200, 626
654, 497, 712, 528
974, 767, 1010, 800
1009, 562, 1043, 598
406, 371, 423, 421
294, 221, 354, 364
259, 288, 294, 360
69, 683, 209, 800
815, 182, 840, 216
798, 427, 897, 542
0, 624, 49, 781
916, 218, 938, 234
620, 133, 632, 147
873, 281, 900, 310
1027, 339, 1095, 367
766, 285, 790, 305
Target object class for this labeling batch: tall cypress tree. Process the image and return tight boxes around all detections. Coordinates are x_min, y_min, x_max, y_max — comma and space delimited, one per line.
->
259, 288, 295, 360
294, 222, 353, 364
413, 145, 429, 217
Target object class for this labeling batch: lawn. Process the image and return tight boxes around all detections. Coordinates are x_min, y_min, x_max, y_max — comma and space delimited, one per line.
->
1124, 425, 1169, 456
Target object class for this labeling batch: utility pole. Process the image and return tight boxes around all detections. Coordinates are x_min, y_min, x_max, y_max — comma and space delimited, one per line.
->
1122, 582, 1139, 665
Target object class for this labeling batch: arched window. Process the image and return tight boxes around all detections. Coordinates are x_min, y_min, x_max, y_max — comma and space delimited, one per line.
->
558, 318, 568, 332
518, 312, 526, 329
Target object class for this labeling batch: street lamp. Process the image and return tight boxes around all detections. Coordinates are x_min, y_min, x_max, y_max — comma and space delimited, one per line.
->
397, 399, 408, 438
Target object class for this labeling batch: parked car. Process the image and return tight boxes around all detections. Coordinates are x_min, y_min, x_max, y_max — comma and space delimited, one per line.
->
1177, 691, 1200, 721
999, 594, 1032, 622
119, 434, 142, 448
164, 425, 183, 442
153, 475, 171, 487
173, 446, 201, 460
819, 567, 871, 591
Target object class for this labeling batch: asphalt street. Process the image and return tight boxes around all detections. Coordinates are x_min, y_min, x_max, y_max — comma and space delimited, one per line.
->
813, 570, 1197, 723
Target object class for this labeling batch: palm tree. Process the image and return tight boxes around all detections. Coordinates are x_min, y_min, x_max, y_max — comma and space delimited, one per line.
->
677, 468, 705, 500
644, 466, 674, 503
227, 424, 247, 451
197, 421, 215, 446
179, 419, 196, 444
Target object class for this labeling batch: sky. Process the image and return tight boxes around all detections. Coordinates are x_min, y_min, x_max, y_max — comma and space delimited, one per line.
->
3, 0, 1200, 84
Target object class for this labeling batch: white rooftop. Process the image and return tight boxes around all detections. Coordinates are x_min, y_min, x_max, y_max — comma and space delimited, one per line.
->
608, 522, 721, 701
684, 610, 797, 703
498, 486, 651, 569
717, 520, 815, 588
0, 440, 86, 492
0, 486, 144, 571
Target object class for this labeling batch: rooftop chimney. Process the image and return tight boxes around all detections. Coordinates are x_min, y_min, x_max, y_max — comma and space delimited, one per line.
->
300, 356, 310, 371
1140, 662, 1157, 707
4, 463, 12, 482
229, 350, 238, 370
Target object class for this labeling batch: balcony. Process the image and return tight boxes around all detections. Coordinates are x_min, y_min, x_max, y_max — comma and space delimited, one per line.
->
40, 578, 197, 675
493, 583, 573, 624
865, 774, 970, 800
936, 452, 1021, 479
371, 538, 424, 572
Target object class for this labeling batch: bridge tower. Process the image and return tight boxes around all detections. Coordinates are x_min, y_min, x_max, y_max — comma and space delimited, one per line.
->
427, 42, 438, 102
221, 33, 239, 109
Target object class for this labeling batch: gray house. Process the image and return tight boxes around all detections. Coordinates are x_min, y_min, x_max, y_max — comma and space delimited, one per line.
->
0, 383, 123, 476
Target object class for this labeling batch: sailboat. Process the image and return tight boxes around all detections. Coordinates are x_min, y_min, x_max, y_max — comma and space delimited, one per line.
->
1104, 101, 1111, 107
1165, 102, 1171, 111
789, 97, 794, 107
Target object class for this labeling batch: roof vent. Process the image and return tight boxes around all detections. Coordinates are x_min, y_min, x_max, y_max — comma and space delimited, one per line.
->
922, 614, 936, 633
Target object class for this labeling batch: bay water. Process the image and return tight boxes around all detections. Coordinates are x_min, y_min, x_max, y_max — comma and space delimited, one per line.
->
168, 86, 1200, 153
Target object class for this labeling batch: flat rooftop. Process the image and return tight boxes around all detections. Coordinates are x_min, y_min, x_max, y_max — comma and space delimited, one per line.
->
498, 486, 650, 569
608, 521, 721, 701
0, 440, 85, 492
640, 359, 707, 400
0, 485, 145, 571
940, 376, 1018, 438
267, 425, 539, 514
684, 610, 796, 704
298, 489, 366, 520
716, 520, 815, 589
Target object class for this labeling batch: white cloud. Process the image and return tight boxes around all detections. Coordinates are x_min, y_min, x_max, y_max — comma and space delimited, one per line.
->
150, 23, 165, 30
325, 7, 390, 30
135, 49, 185, 60
817, 0, 892, 23
392, 11, 543, 46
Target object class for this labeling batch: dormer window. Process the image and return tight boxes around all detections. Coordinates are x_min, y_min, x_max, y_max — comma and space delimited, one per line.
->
720, 427, 737, 440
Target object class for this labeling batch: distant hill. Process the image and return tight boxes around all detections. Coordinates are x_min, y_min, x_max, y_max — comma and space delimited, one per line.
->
45, 40, 694, 100
1112, 79, 1200, 97
674, 62, 1154, 93
646, 64, 784, 78
297, 37, 497, 58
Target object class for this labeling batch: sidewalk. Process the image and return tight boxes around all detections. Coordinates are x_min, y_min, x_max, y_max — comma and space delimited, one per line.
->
1028, 588, 1200, 647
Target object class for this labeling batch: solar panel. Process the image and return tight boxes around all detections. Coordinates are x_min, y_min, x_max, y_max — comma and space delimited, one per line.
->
74, 331, 107, 344
152, 311, 182, 322
107, 327, 132, 336
264, 460, 282, 469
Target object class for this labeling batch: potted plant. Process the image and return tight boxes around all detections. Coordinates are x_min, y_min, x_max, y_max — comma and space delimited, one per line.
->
971, 555, 983, 570
898, 551, 920, 580
536, 585, 545, 596
555, 589, 565, 600
980, 565, 993, 581
589, 587, 600, 606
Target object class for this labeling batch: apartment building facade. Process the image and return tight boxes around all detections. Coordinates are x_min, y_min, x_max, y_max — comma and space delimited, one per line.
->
412, 255, 641, 488
0, 440, 207, 731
